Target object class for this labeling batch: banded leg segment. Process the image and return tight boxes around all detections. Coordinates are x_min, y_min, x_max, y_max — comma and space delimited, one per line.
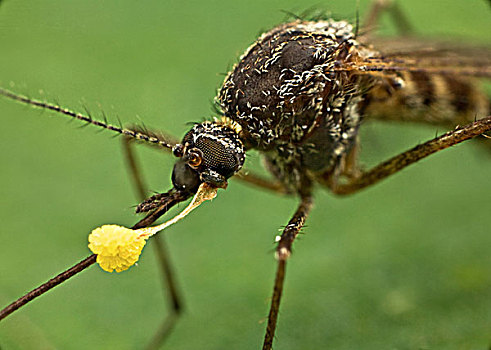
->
262, 195, 313, 350
324, 116, 491, 195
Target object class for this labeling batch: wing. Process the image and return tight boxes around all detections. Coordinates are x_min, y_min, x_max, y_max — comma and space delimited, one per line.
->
355, 36, 491, 78
350, 36, 490, 128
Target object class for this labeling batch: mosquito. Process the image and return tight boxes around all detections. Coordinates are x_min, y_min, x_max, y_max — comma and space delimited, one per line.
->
1, 1, 490, 349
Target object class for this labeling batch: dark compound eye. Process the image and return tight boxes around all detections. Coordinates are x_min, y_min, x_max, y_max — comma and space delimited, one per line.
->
177, 121, 245, 188
195, 136, 240, 178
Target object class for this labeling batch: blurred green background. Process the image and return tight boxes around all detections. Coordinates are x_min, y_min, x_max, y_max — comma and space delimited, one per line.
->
0, 0, 490, 349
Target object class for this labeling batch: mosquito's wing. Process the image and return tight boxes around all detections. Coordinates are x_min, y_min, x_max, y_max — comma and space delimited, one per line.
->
357, 36, 491, 78
354, 36, 491, 127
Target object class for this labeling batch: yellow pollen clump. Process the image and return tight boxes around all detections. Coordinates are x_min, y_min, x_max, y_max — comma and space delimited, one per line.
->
88, 225, 147, 273
88, 183, 218, 273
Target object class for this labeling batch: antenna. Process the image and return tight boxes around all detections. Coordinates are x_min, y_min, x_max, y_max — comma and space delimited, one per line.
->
0, 87, 176, 149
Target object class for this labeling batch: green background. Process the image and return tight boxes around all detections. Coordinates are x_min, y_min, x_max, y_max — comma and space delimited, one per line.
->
0, 0, 490, 349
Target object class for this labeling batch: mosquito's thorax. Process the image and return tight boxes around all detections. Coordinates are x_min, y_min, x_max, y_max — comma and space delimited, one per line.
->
217, 20, 377, 192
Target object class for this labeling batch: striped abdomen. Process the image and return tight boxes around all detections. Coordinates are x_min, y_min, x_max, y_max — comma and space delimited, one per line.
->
361, 71, 489, 127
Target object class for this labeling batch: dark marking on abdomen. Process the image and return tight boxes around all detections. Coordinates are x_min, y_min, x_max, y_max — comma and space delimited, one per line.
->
410, 71, 435, 107
442, 75, 473, 113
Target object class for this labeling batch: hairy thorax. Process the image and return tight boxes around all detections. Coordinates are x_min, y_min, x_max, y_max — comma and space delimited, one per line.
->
217, 20, 377, 191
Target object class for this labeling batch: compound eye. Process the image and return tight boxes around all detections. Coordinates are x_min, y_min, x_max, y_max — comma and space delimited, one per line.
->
187, 148, 203, 168
195, 137, 240, 178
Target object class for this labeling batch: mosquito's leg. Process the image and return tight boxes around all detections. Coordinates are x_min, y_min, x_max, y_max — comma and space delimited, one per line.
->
324, 116, 491, 195
122, 136, 183, 349
262, 194, 313, 350
122, 135, 149, 198
233, 170, 291, 195
337, 137, 362, 180
364, 0, 413, 36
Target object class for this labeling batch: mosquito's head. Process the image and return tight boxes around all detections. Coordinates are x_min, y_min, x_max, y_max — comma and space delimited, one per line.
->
135, 118, 244, 218
171, 118, 245, 192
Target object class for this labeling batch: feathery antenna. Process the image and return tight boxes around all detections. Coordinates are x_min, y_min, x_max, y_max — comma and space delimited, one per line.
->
0, 87, 176, 149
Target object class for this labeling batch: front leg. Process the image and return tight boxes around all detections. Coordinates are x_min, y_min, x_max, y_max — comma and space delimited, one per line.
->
234, 170, 291, 195
262, 194, 314, 350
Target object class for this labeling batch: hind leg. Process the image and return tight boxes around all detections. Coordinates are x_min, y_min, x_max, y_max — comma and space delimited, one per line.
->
321, 117, 491, 195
